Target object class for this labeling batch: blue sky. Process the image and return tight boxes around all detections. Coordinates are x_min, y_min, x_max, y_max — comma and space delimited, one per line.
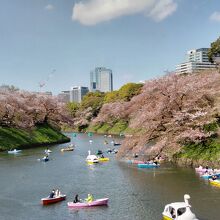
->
0, 0, 220, 94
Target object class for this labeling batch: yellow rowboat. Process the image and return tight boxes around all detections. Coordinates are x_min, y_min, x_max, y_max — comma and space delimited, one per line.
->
98, 157, 110, 162
209, 179, 220, 187
61, 147, 74, 152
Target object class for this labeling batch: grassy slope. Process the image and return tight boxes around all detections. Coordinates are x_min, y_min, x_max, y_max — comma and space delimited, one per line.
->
0, 123, 70, 151
174, 138, 220, 165
87, 120, 128, 135
174, 122, 220, 166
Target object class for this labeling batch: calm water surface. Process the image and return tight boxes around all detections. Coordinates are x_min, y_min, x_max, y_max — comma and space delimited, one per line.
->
0, 133, 220, 220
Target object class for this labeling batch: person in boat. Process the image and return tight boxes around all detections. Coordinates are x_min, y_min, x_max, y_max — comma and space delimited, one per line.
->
43, 155, 49, 161
205, 166, 209, 173
133, 153, 138, 158
49, 189, 55, 198
212, 175, 218, 180
101, 154, 105, 158
73, 194, 80, 203
170, 207, 176, 218
85, 194, 93, 203
55, 189, 60, 197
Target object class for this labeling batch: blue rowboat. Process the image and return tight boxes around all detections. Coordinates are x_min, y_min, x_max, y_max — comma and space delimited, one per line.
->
137, 163, 160, 168
201, 173, 220, 179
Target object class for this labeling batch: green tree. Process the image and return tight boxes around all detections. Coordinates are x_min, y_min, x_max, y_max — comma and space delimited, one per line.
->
208, 37, 220, 63
66, 102, 79, 117
104, 91, 119, 103
118, 83, 143, 101
81, 92, 105, 116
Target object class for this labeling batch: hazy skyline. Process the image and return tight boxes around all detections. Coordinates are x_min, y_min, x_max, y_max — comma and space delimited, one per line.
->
0, 0, 220, 94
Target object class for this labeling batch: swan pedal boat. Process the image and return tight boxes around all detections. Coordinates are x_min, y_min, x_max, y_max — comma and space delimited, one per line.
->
8, 149, 22, 154
86, 151, 99, 164
41, 194, 66, 205
138, 163, 160, 168
67, 198, 108, 208
162, 194, 198, 220
209, 179, 220, 187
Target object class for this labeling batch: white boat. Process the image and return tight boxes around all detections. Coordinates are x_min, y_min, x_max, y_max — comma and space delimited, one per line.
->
45, 149, 52, 154
8, 149, 22, 154
162, 194, 198, 220
89, 140, 93, 143
86, 151, 99, 164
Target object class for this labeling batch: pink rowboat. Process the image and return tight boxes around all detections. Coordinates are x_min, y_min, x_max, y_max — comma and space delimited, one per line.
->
41, 195, 66, 205
67, 198, 109, 208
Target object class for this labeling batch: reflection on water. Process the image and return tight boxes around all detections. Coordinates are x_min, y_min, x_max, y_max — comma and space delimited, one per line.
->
0, 133, 220, 220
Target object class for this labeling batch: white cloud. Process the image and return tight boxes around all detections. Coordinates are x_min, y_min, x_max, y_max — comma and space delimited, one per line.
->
72, 0, 177, 26
45, 4, 54, 11
210, 11, 220, 22
148, 0, 177, 22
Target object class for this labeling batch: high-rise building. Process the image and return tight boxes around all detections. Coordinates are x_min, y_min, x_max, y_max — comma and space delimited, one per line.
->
90, 67, 113, 92
57, 91, 70, 103
70, 86, 89, 103
176, 48, 216, 74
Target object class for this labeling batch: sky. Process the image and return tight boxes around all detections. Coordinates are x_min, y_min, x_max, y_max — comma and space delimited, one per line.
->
0, 0, 220, 95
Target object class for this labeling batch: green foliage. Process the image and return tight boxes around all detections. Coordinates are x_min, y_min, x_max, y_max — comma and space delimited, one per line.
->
104, 83, 143, 103
203, 122, 219, 132
96, 123, 112, 134
118, 83, 143, 101
66, 102, 79, 117
208, 37, 220, 63
104, 91, 119, 103
176, 138, 220, 162
108, 120, 128, 134
81, 92, 105, 116
0, 124, 69, 151
87, 124, 102, 133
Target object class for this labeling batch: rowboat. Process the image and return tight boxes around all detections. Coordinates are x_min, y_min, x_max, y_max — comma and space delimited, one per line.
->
8, 149, 22, 154
162, 194, 198, 220
61, 147, 74, 152
96, 150, 103, 155
45, 149, 52, 154
67, 198, 108, 208
41, 194, 66, 205
38, 157, 49, 162
98, 157, 109, 162
127, 160, 145, 164
201, 173, 220, 179
138, 163, 160, 168
209, 179, 220, 187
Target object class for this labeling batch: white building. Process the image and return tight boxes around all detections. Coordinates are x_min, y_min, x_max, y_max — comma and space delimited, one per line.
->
70, 86, 89, 103
176, 48, 216, 74
90, 67, 113, 92
57, 91, 70, 103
